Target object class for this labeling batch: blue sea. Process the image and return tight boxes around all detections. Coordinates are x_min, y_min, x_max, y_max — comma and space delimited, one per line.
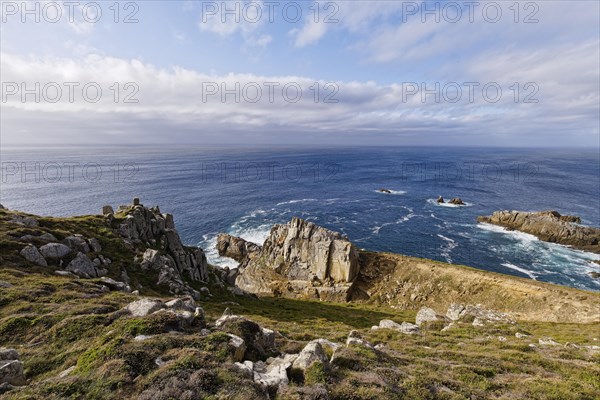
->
1, 146, 599, 291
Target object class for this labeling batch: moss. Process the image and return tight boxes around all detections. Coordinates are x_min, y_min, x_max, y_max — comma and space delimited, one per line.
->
304, 361, 328, 385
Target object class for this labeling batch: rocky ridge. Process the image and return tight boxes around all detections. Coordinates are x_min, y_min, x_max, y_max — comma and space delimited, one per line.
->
9, 199, 210, 299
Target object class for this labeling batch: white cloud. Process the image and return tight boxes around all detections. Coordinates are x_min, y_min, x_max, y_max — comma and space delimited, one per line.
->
1, 51, 597, 147
291, 18, 328, 47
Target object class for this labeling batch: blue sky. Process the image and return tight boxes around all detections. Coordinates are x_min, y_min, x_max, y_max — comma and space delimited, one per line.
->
1, 0, 599, 146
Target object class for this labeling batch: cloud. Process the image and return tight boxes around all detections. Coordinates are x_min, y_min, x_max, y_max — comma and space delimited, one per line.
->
291, 18, 327, 47
197, 0, 271, 47
1, 51, 597, 147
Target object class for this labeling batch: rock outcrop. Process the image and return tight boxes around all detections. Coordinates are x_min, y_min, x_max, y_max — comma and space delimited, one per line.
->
117, 200, 209, 297
217, 233, 261, 263
221, 217, 361, 301
66, 252, 106, 278
477, 210, 600, 253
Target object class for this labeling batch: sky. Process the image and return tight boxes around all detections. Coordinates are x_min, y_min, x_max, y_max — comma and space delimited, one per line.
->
0, 0, 599, 147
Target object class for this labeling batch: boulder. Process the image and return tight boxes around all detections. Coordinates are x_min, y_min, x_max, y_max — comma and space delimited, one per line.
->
0, 349, 25, 386
88, 238, 102, 252
539, 337, 560, 346
378, 188, 392, 194
39, 233, 58, 242
292, 341, 329, 371
63, 236, 90, 253
227, 334, 247, 362
415, 307, 443, 326
100, 277, 131, 292
0, 349, 19, 361
102, 205, 114, 215
233, 360, 254, 378
373, 319, 420, 334
39, 243, 71, 259
312, 338, 342, 353
66, 252, 98, 278
253, 355, 296, 388
10, 215, 38, 227
125, 298, 166, 317
346, 330, 374, 349
446, 303, 514, 325
215, 310, 276, 361
151, 308, 195, 330
20, 245, 47, 267
437, 196, 444, 203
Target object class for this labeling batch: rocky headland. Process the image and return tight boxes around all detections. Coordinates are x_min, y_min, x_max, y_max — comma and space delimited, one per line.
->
1, 202, 599, 399
477, 210, 600, 253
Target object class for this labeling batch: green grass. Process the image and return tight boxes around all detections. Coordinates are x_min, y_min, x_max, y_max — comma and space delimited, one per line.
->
1, 208, 599, 399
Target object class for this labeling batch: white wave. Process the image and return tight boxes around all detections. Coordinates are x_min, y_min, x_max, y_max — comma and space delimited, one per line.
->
476, 223, 540, 243
201, 234, 240, 270
437, 234, 458, 263
427, 198, 472, 207
371, 212, 416, 234
502, 263, 538, 280
202, 224, 272, 269
276, 198, 317, 206
375, 189, 406, 195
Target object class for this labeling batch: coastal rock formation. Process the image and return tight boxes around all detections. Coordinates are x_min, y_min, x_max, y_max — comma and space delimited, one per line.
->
477, 210, 600, 253
217, 234, 261, 263
221, 217, 360, 301
378, 188, 392, 194
117, 200, 209, 296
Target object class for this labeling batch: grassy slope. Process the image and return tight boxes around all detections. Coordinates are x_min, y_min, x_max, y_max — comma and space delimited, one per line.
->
1, 209, 599, 399
357, 251, 600, 323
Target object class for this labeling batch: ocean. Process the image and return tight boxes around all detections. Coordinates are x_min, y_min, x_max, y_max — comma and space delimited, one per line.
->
1, 146, 599, 291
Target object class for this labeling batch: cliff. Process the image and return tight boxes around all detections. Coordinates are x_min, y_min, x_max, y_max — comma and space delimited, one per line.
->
218, 218, 599, 323
219, 217, 360, 301
2, 204, 600, 399
477, 210, 600, 253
